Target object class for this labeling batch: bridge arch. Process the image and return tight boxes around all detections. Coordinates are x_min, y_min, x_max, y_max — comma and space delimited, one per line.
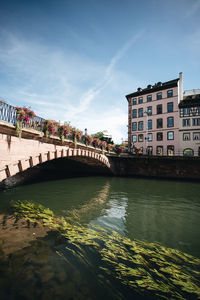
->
0, 129, 111, 185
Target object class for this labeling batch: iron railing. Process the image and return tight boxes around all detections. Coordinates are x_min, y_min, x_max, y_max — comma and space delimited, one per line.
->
0, 99, 45, 130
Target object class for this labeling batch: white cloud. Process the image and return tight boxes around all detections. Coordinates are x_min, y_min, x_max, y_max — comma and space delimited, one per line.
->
0, 30, 143, 143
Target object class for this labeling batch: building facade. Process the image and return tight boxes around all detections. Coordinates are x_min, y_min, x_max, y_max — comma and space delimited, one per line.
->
126, 73, 183, 156
179, 91, 200, 156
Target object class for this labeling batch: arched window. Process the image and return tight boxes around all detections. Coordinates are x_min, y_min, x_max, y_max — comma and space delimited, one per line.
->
183, 148, 194, 156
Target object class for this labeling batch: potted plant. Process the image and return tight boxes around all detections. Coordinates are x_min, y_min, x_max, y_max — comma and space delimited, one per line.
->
43, 120, 57, 137
92, 138, 101, 149
58, 124, 72, 143
15, 106, 36, 138
84, 134, 93, 146
72, 128, 83, 148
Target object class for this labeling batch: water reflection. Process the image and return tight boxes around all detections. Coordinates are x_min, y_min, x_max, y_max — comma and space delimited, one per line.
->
0, 176, 200, 258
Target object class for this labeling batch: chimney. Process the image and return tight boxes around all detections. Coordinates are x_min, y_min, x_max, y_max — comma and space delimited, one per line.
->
178, 72, 183, 103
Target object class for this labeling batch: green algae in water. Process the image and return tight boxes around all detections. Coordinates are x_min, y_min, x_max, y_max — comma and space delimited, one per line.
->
10, 200, 200, 299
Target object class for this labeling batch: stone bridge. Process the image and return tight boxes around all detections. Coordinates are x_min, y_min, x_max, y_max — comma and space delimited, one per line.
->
0, 121, 112, 188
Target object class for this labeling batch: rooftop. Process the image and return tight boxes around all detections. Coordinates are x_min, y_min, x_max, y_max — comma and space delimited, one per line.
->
179, 94, 200, 108
126, 78, 179, 100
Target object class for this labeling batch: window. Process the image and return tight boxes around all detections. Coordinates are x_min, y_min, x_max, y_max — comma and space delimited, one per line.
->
147, 95, 152, 102
167, 117, 174, 127
138, 108, 143, 117
138, 97, 143, 104
132, 98, 137, 105
147, 106, 152, 116
167, 131, 174, 140
157, 104, 162, 114
147, 133, 152, 141
183, 119, 190, 127
157, 132, 163, 141
132, 135, 137, 142
157, 92, 162, 100
167, 145, 174, 156
183, 133, 190, 140
132, 109, 137, 118
167, 102, 173, 113
156, 146, 163, 156
193, 118, 200, 126
138, 134, 143, 142
157, 118, 163, 128
183, 108, 190, 116
147, 119, 152, 130
147, 146, 153, 155
193, 132, 200, 140
138, 121, 143, 131
167, 90, 173, 97
132, 122, 137, 131
183, 148, 194, 156
197, 107, 200, 115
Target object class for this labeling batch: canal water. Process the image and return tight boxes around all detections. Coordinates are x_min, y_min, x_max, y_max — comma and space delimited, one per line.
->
0, 176, 200, 299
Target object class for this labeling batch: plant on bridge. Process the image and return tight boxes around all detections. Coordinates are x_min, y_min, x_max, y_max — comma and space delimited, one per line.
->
115, 145, 126, 156
15, 106, 36, 138
107, 143, 115, 153
58, 124, 72, 143
84, 134, 93, 146
101, 141, 107, 154
43, 120, 58, 137
72, 128, 83, 148
93, 138, 101, 149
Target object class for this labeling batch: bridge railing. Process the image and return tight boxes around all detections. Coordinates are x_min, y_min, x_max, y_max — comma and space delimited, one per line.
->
0, 99, 45, 131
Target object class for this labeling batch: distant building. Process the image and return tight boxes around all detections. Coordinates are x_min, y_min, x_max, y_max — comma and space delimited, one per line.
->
179, 91, 200, 156
125, 73, 183, 156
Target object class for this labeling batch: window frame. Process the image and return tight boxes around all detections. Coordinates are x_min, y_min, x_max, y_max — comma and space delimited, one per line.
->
167, 90, 173, 98
138, 121, 143, 131
132, 135, 137, 142
138, 108, 143, 118
157, 118, 163, 128
132, 122, 137, 131
183, 133, 190, 141
138, 134, 143, 142
156, 104, 162, 114
167, 102, 173, 113
167, 116, 174, 128
157, 132, 163, 141
157, 92, 162, 100
138, 97, 143, 104
167, 131, 174, 140
132, 109, 137, 118
183, 119, 190, 127
147, 95, 152, 102
193, 132, 200, 140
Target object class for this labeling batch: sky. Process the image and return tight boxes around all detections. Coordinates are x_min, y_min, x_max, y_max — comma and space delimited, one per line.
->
0, 0, 200, 143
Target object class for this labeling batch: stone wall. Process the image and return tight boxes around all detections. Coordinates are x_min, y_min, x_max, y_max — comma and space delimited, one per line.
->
108, 155, 200, 181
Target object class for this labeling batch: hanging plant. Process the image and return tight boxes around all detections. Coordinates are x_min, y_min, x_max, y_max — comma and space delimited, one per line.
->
84, 134, 93, 146
58, 124, 72, 143
93, 138, 101, 149
43, 120, 57, 137
15, 106, 36, 138
72, 128, 83, 148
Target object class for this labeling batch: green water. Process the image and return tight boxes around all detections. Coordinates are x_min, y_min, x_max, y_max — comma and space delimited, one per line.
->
0, 176, 200, 299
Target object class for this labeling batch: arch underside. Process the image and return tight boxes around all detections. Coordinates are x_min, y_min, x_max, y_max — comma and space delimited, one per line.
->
0, 148, 112, 188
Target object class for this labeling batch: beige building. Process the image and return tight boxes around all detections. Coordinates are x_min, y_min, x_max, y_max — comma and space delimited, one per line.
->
178, 90, 200, 156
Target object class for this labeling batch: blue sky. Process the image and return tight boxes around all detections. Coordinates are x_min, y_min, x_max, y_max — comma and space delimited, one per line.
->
0, 0, 200, 143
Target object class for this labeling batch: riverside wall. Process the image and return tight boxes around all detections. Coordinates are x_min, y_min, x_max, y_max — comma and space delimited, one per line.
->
108, 155, 200, 181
